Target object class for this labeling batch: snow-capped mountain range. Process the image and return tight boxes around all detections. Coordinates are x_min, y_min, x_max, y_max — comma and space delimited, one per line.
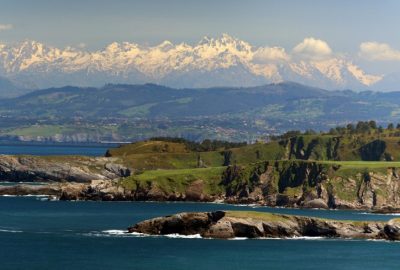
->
0, 34, 385, 91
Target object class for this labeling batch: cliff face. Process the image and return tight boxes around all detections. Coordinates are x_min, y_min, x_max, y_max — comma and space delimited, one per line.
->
129, 211, 400, 240
0, 155, 130, 182
279, 135, 398, 162
219, 161, 400, 210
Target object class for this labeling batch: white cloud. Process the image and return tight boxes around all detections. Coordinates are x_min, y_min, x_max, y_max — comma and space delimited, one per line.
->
252, 46, 289, 63
0, 24, 13, 31
359, 42, 400, 61
292, 37, 332, 60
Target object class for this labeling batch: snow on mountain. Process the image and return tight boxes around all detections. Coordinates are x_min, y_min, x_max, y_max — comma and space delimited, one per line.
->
0, 34, 384, 90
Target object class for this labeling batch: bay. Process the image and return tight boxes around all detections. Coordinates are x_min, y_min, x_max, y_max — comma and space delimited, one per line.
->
0, 142, 118, 156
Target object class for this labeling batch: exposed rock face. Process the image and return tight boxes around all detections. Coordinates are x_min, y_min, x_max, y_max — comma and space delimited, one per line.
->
384, 219, 400, 240
0, 180, 134, 201
129, 211, 399, 240
219, 161, 400, 210
302, 198, 329, 209
0, 184, 62, 196
0, 155, 130, 183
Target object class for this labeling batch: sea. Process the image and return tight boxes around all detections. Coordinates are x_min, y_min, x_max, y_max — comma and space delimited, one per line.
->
1, 143, 400, 270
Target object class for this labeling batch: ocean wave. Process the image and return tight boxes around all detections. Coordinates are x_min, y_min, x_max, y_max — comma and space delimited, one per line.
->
228, 237, 248, 240
164, 233, 202, 239
0, 194, 50, 197
84, 230, 204, 239
290, 236, 325, 240
0, 228, 23, 233
358, 212, 400, 216
102, 229, 128, 235
82, 230, 133, 238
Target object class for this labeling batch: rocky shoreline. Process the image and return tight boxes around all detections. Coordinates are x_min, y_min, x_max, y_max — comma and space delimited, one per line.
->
2, 181, 400, 214
128, 211, 400, 241
0, 155, 130, 182
3, 153, 400, 213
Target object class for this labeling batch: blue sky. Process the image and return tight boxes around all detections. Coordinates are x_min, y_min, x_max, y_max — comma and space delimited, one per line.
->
2, 0, 400, 74
0, 0, 397, 51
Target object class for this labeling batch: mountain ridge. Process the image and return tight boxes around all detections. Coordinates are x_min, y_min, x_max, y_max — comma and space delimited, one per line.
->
0, 34, 385, 92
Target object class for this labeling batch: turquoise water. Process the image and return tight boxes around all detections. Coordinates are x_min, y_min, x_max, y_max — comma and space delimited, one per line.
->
0, 143, 116, 156
1, 197, 400, 270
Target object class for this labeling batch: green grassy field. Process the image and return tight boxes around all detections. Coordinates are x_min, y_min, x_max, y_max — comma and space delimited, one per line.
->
120, 166, 226, 195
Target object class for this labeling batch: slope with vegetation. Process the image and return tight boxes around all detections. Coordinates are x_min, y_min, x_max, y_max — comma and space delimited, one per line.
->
95, 123, 400, 209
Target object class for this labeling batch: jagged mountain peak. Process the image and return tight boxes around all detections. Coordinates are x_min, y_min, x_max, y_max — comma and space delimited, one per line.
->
0, 35, 386, 90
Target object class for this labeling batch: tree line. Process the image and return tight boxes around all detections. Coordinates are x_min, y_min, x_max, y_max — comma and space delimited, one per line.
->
272, 121, 400, 140
149, 137, 247, 151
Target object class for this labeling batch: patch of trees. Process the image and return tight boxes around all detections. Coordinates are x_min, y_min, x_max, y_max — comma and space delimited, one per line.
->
149, 137, 247, 151
328, 121, 400, 135
271, 129, 317, 140
271, 120, 400, 141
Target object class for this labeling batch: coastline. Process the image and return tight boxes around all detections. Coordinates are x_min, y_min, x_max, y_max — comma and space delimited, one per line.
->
1, 182, 400, 215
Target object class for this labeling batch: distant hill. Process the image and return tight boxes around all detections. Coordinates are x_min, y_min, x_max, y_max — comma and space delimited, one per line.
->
1, 81, 400, 121
3, 82, 400, 142
0, 76, 29, 98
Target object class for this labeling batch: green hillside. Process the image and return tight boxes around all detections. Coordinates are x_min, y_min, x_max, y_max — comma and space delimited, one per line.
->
105, 125, 400, 208
107, 126, 400, 171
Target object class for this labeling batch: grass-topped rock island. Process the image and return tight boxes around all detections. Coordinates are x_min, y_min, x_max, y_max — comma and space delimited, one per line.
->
3, 121, 400, 213
128, 210, 400, 241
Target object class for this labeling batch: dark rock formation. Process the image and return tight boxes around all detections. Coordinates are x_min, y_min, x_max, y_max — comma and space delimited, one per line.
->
129, 211, 399, 240
384, 219, 400, 240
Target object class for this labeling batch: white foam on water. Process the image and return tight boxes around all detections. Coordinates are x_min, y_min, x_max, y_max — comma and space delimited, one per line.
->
129, 232, 149, 237
228, 237, 248, 240
358, 212, 400, 216
83, 231, 397, 243
85, 230, 204, 239
0, 194, 50, 197
235, 204, 259, 207
102, 229, 128, 235
164, 233, 202, 239
0, 229, 23, 233
83, 230, 144, 238
290, 236, 325, 240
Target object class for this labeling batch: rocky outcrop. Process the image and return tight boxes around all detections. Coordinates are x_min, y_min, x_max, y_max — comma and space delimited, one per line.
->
129, 211, 400, 240
0, 183, 62, 196
0, 155, 130, 182
218, 161, 400, 210
383, 219, 400, 240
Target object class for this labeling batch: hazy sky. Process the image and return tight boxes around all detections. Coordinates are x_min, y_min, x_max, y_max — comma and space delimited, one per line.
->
0, 0, 396, 49
1, 0, 400, 73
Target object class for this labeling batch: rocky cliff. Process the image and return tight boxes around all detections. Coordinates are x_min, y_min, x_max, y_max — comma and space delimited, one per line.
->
0, 155, 130, 182
217, 160, 400, 210
2, 151, 400, 212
